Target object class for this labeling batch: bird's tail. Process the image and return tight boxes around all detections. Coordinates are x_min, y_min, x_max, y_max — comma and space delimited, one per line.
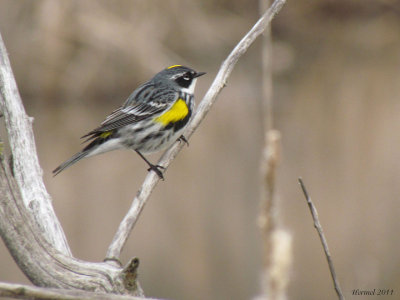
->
53, 151, 89, 176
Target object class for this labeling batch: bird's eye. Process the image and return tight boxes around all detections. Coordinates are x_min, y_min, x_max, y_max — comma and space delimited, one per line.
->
175, 72, 193, 88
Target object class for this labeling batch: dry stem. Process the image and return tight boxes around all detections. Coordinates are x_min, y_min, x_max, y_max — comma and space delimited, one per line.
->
298, 178, 345, 300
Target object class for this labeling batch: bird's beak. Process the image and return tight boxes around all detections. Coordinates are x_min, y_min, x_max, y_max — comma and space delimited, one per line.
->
194, 71, 206, 78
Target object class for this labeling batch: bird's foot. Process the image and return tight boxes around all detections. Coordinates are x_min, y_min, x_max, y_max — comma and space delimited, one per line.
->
147, 164, 165, 180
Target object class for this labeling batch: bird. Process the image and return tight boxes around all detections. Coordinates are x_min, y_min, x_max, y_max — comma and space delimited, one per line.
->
53, 65, 205, 179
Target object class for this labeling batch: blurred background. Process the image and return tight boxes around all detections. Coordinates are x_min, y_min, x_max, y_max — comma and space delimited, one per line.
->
1, 0, 400, 299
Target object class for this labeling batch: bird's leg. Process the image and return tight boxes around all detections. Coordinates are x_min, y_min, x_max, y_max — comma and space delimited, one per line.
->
135, 150, 165, 180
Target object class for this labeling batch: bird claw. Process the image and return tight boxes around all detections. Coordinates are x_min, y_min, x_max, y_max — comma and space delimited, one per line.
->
147, 164, 165, 180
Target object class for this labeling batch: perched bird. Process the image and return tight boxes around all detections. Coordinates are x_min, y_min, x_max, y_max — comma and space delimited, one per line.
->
53, 65, 205, 179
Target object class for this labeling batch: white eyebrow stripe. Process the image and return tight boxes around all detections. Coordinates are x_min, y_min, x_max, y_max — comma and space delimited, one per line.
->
171, 72, 186, 79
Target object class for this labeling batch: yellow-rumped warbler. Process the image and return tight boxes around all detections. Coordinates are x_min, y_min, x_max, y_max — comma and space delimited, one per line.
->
53, 65, 205, 179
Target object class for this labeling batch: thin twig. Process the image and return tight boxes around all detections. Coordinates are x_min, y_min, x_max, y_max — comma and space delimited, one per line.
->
106, 0, 286, 260
298, 178, 345, 300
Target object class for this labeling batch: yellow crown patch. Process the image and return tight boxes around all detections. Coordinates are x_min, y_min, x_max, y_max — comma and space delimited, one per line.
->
167, 65, 182, 69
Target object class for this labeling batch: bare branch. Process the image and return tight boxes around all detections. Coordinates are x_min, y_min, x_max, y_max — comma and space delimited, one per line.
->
298, 178, 345, 300
106, 0, 287, 261
0, 33, 71, 256
0, 155, 143, 295
0, 281, 156, 300
0, 33, 143, 294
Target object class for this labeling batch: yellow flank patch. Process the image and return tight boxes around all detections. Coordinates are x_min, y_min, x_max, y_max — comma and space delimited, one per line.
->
167, 64, 182, 69
100, 131, 112, 138
155, 99, 188, 125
